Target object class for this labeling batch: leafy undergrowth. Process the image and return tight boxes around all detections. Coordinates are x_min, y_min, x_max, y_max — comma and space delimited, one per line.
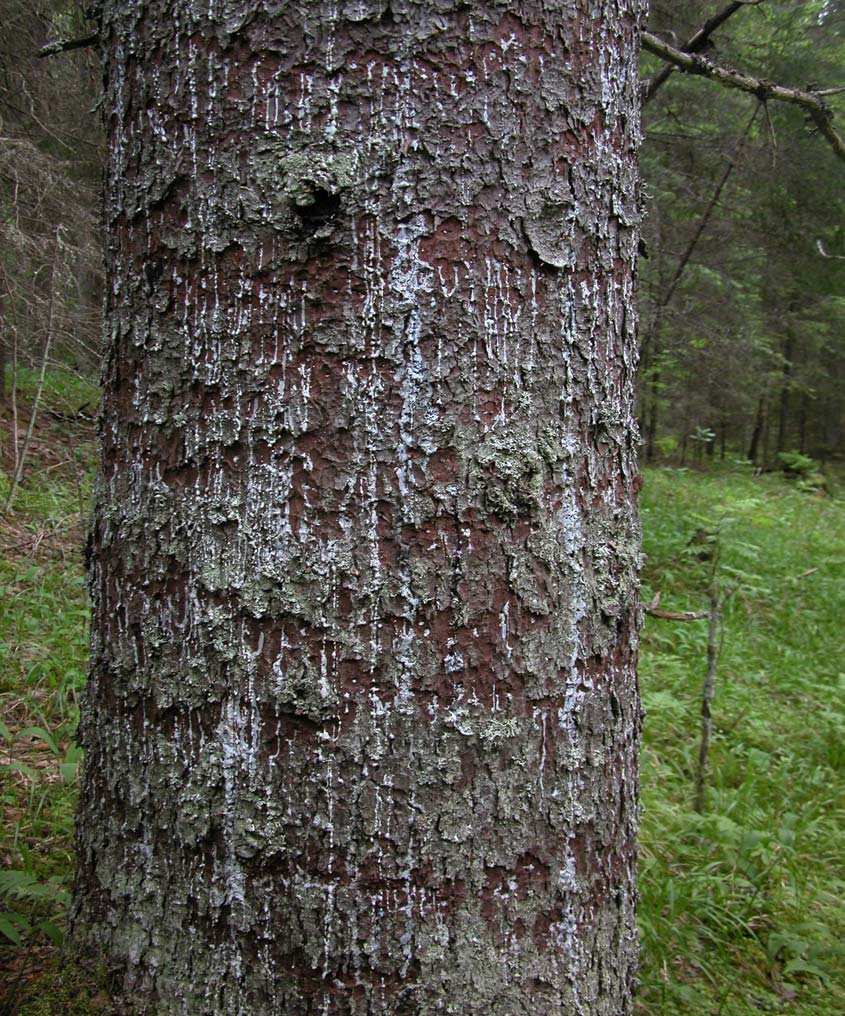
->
2, 379, 844, 1013
0, 369, 97, 1014
636, 464, 845, 1015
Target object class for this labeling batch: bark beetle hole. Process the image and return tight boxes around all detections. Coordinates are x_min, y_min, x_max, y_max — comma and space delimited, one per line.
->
297, 189, 341, 234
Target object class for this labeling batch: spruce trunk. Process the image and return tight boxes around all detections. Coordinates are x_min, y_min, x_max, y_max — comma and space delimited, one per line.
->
73, 2, 645, 1012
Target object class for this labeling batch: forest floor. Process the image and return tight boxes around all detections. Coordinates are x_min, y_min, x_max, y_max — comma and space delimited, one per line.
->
637, 465, 845, 1014
1, 371, 844, 1015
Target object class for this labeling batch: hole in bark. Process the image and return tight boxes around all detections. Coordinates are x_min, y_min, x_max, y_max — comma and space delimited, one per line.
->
144, 258, 164, 291
296, 188, 341, 235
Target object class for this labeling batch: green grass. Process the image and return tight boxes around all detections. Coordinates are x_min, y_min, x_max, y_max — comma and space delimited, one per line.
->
1, 369, 97, 1012
636, 464, 845, 1015
2, 378, 844, 1013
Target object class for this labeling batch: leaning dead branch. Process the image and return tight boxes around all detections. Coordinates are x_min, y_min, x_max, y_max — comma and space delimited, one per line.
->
694, 585, 723, 813
36, 34, 99, 59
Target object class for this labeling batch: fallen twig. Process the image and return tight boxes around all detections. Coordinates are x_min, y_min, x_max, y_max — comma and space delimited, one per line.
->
644, 605, 710, 621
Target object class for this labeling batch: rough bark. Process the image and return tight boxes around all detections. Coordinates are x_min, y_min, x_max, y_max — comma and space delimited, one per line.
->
73, 2, 645, 1014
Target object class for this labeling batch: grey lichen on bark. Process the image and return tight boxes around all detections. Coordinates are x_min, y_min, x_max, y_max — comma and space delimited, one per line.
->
72, 1, 646, 1013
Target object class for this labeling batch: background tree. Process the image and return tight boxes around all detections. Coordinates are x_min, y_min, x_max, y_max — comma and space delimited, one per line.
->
71, 2, 645, 1014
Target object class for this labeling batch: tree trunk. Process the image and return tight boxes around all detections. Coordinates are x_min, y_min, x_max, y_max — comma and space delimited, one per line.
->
776, 309, 798, 457
776, 335, 794, 455
73, 2, 645, 1014
747, 394, 766, 465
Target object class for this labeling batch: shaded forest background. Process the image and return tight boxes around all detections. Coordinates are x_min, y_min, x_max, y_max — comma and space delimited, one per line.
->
642, 0, 845, 470
2, 0, 845, 467
0, 0, 100, 409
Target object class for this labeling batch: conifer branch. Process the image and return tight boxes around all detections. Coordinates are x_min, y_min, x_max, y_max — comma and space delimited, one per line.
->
36, 34, 99, 59
643, 0, 765, 104
641, 31, 845, 165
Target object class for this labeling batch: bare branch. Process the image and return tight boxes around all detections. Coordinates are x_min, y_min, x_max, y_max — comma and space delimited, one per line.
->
694, 584, 722, 813
816, 240, 845, 260
643, 1, 765, 104
641, 31, 845, 165
36, 34, 99, 59
643, 605, 710, 621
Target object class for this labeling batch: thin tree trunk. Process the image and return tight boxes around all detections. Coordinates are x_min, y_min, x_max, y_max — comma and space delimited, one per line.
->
641, 109, 757, 461
776, 330, 795, 455
73, 3, 645, 1013
747, 394, 765, 464
645, 343, 662, 460
694, 586, 722, 814
799, 393, 808, 455
641, 207, 711, 457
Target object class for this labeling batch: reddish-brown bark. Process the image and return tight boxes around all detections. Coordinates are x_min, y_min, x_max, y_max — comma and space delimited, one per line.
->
74, 2, 645, 1013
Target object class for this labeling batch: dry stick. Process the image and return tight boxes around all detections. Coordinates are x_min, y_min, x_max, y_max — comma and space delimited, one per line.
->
694, 584, 722, 813
643, 0, 765, 104
694, 584, 738, 813
4, 232, 61, 515
663, 107, 758, 313
641, 31, 845, 165
36, 34, 99, 59
643, 590, 710, 621
645, 576, 741, 813
644, 605, 709, 621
